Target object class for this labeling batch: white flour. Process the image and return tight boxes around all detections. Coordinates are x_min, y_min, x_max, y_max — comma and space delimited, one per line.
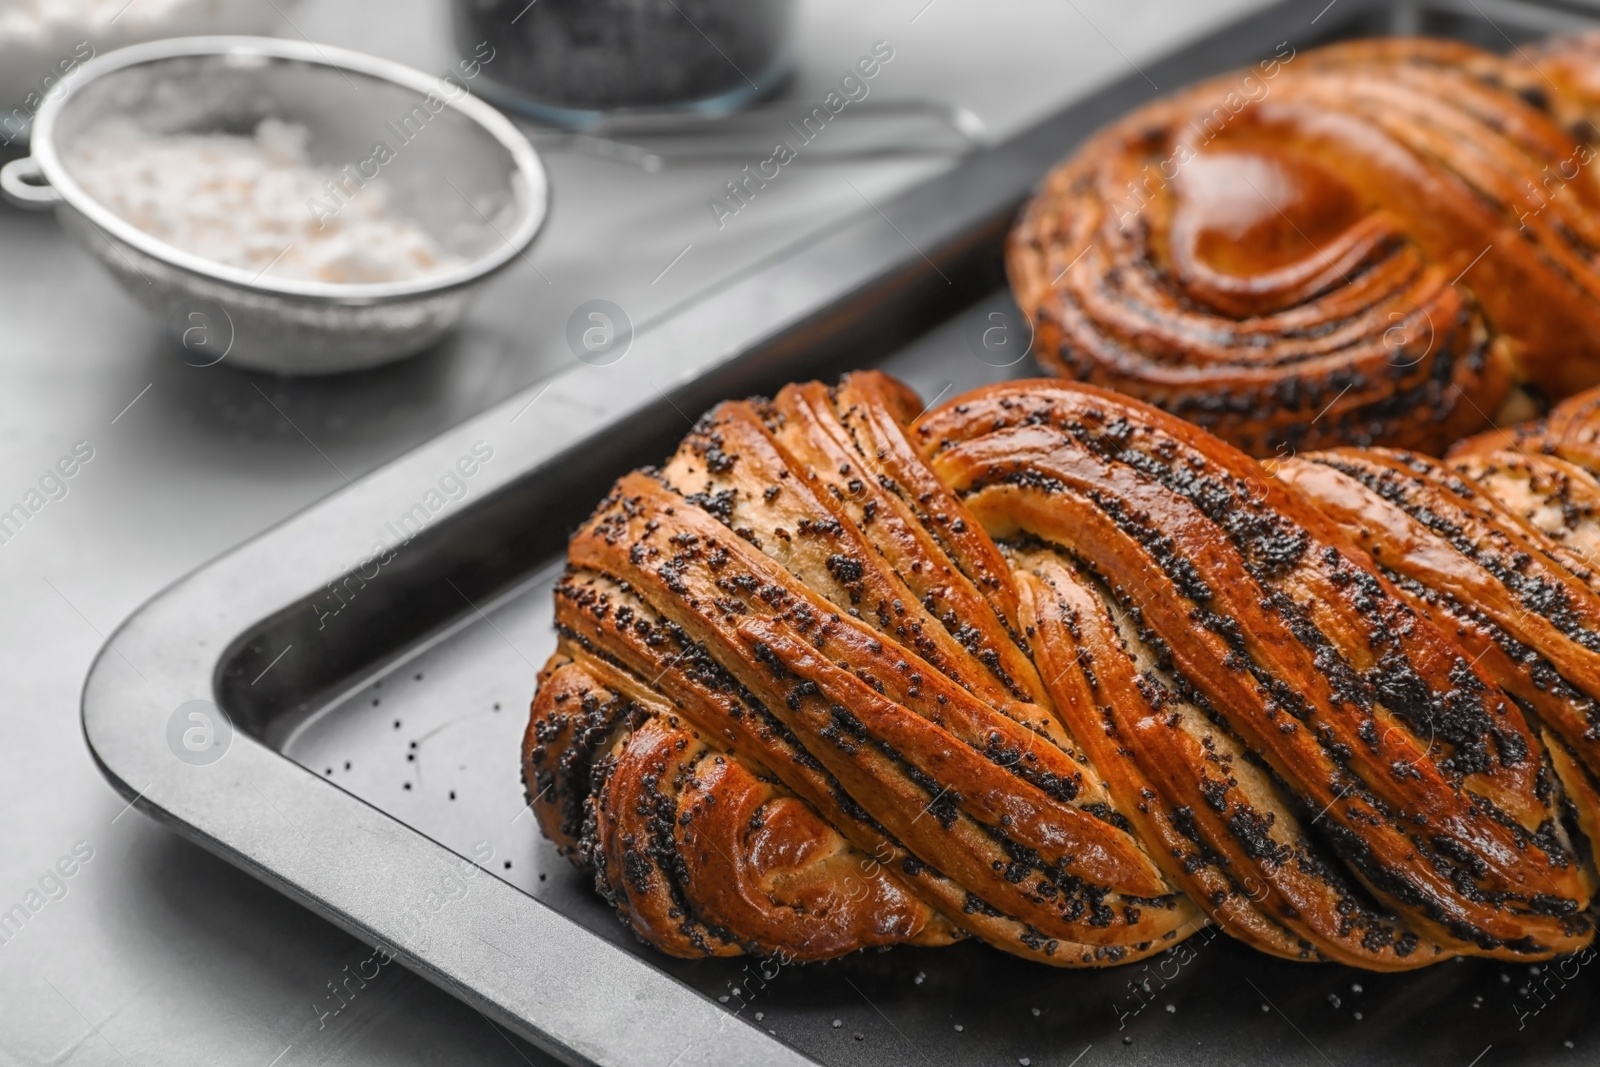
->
67, 118, 465, 284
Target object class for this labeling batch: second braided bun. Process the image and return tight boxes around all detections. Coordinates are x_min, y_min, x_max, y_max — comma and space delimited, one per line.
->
1009, 35, 1600, 457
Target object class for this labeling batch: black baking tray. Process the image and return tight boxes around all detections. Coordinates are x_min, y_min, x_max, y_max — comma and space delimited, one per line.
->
83, 1, 1600, 1064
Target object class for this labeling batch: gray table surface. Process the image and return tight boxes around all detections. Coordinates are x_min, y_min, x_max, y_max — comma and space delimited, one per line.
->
0, 1, 1265, 1063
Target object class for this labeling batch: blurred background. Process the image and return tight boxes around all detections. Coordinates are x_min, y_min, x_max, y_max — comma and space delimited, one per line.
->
0, 1, 1273, 1063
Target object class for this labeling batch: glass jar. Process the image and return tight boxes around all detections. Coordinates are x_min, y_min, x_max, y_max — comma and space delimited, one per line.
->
452, 0, 795, 126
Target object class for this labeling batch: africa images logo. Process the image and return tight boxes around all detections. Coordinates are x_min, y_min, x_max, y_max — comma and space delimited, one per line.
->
166, 700, 233, 766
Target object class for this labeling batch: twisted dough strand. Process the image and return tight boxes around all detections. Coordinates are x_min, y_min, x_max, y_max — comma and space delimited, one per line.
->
1009, 35, 1600, 456
526, 371, 1600, 971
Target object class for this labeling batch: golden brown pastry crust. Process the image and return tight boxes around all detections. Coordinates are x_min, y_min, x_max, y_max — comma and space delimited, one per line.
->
526, 371, 1600, 970
1009, 35, 1600, 457
1276, 449, 1600, 785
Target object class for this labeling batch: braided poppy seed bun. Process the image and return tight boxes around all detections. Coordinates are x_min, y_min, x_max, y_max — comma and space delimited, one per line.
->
525, 370, 1600, 970
1008, 34, 1600, 458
